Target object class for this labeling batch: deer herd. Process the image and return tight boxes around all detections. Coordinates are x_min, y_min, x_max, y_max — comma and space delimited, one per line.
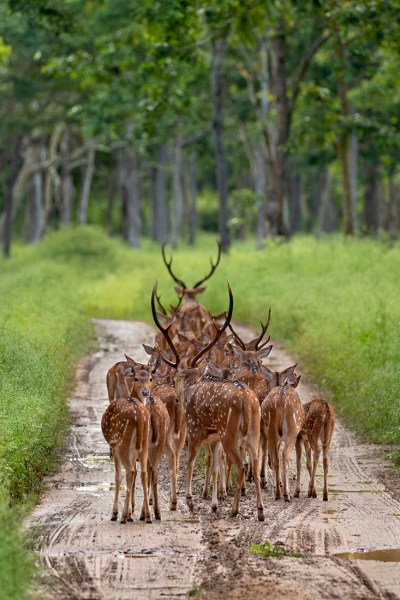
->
101, 242, 336, 524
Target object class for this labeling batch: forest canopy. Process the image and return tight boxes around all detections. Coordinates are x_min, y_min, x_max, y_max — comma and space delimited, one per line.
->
0, 0, 400, 255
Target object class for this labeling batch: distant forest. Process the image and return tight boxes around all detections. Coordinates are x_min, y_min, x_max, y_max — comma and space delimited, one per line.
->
1, 0, 400, 255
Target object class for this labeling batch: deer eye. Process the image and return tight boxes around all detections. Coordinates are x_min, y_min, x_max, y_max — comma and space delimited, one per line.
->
134, 377, 139, 382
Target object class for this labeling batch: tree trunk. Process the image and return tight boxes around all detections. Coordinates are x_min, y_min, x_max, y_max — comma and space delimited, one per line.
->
316, 169, 336, 236
78, 146, 95, 225
60, 129, 74, 228
24, 137, 46, 243
288, 172, 301, 234
120, 150, 142, 248
170, 135, 184, 249
2, 139, 21, 258
239, 123, 267, 248
363, 159, 380, 234
269, 20, 291, 237
106, 165, 118, 235
387, 174, 399, 240
184, 153, 197, 246
211, 37, 230, 253
44, 123, 64, 232
151, 144, 168, 243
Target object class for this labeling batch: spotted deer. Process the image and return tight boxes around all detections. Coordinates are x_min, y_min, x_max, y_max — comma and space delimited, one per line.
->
161, 241, 221, 337
260, 366, 304, 501
101, 366, 151, 523
153, 281, 265, 521
294, 399, 336, 501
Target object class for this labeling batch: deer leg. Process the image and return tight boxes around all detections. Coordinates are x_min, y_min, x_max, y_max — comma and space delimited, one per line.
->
225, 457, 232, 492
120, 453, 134, 524
202, 444, 212, 500
260, 429, 268, 490
211, 442, 223, 511
152, 464, 161, 520
269, 443, 281, 500
282, 441, 295, 502
166, 441, 178, 511
224, 446, 245, 518
186, 438, 202, 511
322, 445, 329, 501
111, 451, 122, 520
294, 438, 302, 498
218, 449, 227, 499
308, 445, 320, 499
139, 454, 152, 523
131, 461, 137, 515
248, 443, 264, 521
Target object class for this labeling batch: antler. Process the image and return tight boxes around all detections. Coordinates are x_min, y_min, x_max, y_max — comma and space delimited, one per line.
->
228, 322, 246, 350
191, 281, 233, 367
151, 281, 180, 368
248, 308, 272, 351
155, 290, 167, 315
193, 241, 222, 289
161, 243, 186, 289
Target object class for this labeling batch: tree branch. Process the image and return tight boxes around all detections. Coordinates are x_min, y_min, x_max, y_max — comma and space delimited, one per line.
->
290, 31, 332, 110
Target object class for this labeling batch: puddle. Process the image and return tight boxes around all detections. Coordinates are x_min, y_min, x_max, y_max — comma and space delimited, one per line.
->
119, 549, 155, 559
82, 456, 113, 463
76, 482, 124, 493
330, 489, 382, 494
336, 548, 400, 562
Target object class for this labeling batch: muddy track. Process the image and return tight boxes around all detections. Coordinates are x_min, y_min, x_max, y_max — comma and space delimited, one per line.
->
27, 319, 400, 599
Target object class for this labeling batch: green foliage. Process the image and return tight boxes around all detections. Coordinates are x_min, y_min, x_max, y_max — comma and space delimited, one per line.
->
250, 540, 306, 559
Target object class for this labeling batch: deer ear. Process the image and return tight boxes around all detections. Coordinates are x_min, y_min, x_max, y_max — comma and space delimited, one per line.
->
124, 354, 137, 367
260, 365, 276, 384
194, 286, 206, 295
231, 345, 242, 359
279, 364, 298, 385
256, 345, 273, 360
291, 374, 301, 388
206, 360, 224, 378
142, 344, 155, 356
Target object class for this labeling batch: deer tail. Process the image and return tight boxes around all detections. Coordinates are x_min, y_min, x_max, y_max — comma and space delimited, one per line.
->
106, 370, 117, 402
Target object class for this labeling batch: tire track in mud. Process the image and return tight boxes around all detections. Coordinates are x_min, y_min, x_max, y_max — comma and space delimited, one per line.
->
27, 320, 400, 599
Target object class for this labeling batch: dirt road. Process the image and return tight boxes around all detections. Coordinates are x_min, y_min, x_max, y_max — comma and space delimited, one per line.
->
27, 319, 400, 599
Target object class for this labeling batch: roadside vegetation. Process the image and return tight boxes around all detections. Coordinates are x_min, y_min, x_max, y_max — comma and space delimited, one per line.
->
1, 227, 399, 598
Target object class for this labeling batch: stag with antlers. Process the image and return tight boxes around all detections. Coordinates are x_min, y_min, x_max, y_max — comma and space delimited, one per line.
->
152, 280, 265, 521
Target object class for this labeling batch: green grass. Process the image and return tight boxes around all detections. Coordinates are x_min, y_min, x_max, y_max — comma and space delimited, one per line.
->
250, 540, 306, 559
1, 226, 400, 598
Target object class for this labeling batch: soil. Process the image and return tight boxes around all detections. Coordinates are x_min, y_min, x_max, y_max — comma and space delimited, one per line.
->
26, 319, 400, 600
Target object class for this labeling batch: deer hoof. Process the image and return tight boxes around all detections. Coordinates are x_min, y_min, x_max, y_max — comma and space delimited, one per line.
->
127, 515, 133, 522
155, 513, 161, 520
202, 491, 208, 500
230, 509, 238, 518
284, 494, 291, 503
258, 508, 265, 522
111, 512, 118, 521
293, 490, 300, 498
170, 501, 177, 511
120, 516, 127, 524
211, 504, 218, 513
323, 494, 328, 501
145, 516, 152, 524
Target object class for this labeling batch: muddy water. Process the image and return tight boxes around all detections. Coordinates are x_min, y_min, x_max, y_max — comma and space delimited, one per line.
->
27, 320, 400, 599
